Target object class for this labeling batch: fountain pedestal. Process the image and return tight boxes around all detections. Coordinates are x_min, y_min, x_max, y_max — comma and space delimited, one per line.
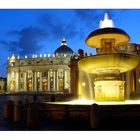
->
94, 80, 125, 101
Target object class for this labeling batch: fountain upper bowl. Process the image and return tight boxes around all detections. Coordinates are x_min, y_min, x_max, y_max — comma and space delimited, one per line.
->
78, 53, 139, 74
86, 28, 130, 48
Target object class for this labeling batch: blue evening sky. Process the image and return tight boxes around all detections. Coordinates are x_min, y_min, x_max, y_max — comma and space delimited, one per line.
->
0, 9, 140, 77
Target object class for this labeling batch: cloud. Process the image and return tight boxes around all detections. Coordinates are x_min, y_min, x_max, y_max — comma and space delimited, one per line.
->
39, 12, 84, 40
0, 26, 47, 56
39, 9, 124, 41
0, 9, 125, 57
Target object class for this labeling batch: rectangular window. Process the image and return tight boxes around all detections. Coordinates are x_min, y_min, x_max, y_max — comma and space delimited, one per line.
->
21, 62, 24, 65
20, 73, 24, 78
12, 62, 15, 66
20, 83, 24, 89
43, 72, 48, 77
28, 73, 32, 78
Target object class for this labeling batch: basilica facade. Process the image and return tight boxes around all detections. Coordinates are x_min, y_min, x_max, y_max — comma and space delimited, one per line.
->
7, 39, 74, 93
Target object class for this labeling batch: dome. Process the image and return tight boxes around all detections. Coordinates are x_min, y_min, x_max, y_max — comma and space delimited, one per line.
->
54, 38, 74, 57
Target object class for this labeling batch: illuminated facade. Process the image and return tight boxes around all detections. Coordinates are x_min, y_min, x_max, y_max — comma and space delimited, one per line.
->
7, 38, 74, 93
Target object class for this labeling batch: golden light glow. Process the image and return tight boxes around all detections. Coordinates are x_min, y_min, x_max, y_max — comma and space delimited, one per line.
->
46, 99, 140, 105
94, 80, 125, 101
86, 33, 130, 48
78, 81, 82, 98
82, 82, 86, 87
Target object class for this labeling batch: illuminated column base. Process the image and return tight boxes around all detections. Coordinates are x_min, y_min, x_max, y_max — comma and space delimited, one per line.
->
94, 80, 125, 101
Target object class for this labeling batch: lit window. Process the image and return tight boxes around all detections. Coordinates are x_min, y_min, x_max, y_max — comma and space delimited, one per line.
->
43, 72, 48, 77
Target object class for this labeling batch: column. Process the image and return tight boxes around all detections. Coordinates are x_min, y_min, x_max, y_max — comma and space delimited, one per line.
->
24, 72, 27, 91
18, 70, 20, 92
55, 70, 57, 91
63, 70, 65, 89
34, 72, 37, 91
7, 73, 10, 91
15, 71, 19, 92
47, 70, 50, 91
64, 69, 70, 93
32, 71, 35, 91
64, 70, 67, 89
68, 70, 71, 93
56, 70, 59, 91
125, 72, 130, 99
135, 68, 140, 93
53, 70, 56, 91
40, 72, 43, 91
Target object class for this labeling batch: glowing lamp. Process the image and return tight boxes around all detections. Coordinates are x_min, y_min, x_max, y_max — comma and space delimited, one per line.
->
82, 82, 86, 87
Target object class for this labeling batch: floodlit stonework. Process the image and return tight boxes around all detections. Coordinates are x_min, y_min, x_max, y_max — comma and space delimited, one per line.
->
7, 38, 74, 93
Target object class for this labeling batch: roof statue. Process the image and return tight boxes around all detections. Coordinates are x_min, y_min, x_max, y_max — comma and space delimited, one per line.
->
10, 54, 16, 60
99, 13, 114, 29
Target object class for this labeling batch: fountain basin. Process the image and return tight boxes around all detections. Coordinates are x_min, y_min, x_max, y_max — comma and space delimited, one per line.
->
78, 53, 139, 74
40, 100, 140, 129
86, 28, 130, 48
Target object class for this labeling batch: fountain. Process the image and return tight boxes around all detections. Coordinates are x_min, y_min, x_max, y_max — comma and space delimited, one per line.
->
41, 13, 140, 129
78, 13, 139, 101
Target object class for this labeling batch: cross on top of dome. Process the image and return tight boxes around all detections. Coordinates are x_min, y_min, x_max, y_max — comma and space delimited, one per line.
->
61, 38, 67, 46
